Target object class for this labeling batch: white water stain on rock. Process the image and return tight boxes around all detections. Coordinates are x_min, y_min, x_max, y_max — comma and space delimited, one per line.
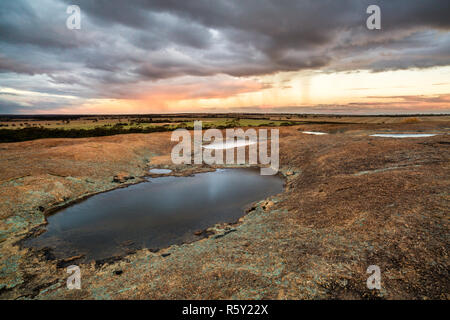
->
370, 133, 437, 138
203, 139, 257, 150
302, 131, 328, 135
149, 168, 172, 174
354, 165, 421, 176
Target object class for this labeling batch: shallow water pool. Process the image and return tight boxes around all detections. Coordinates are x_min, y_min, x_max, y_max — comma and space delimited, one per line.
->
370, 133, 437, 138
302, 131, 328, 135
149, 168, 172, 174
25, 168, 283, 261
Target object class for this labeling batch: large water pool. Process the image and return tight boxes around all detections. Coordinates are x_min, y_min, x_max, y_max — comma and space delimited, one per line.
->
25, 168, 284, 261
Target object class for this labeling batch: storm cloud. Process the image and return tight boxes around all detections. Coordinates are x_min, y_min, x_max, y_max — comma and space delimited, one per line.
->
0, 0, 449, 111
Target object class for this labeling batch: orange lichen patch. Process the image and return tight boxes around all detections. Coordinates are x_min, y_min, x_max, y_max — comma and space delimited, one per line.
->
149, 155, 173, 166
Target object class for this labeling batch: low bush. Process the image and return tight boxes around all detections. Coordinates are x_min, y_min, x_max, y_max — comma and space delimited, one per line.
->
401, 117, 421, 124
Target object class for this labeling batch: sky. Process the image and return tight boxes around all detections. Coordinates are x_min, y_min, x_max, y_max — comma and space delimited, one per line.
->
0, 0, 449, 115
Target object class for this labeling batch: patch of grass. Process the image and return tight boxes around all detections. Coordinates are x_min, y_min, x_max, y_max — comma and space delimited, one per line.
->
0, 118, 299, 142
0, 126, 170, 143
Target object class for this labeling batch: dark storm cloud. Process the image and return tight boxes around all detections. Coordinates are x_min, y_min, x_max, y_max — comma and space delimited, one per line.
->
68, 0, 450, 64
0, 98, 29, 114
0, 0, 449, 100
0, 55, 45, 75
0, 1, 94, 49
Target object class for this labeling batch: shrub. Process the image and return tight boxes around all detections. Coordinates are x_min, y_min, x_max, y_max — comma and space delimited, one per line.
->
401, 117, 420, 124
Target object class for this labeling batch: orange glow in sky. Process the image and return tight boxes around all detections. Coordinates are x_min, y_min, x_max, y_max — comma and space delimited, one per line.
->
23, 66, 448, 114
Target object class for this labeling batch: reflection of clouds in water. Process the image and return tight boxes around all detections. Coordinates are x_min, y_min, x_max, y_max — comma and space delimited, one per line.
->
203, 139, 257, 150
302, 131, 328, 135
149, 168, 172, 174
370, 133, 437, 138
204, 170, 228, 200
